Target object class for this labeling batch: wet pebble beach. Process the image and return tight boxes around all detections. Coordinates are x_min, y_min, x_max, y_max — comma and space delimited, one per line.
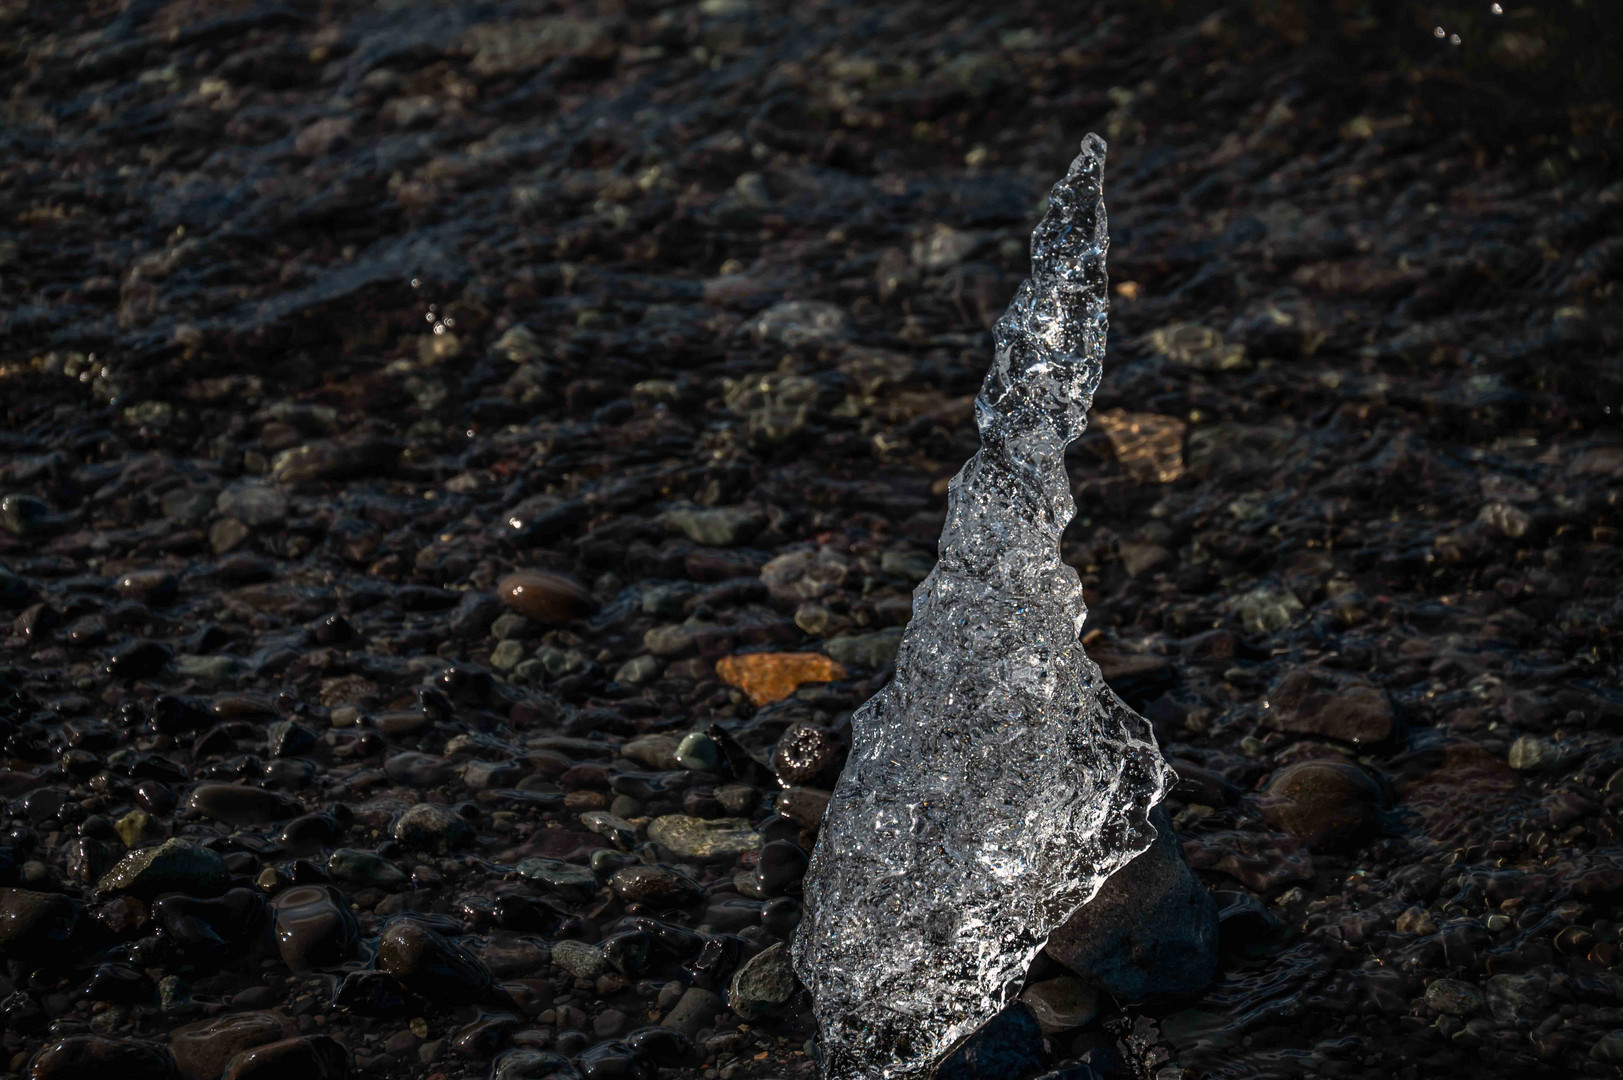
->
1, 2, 1620, 1079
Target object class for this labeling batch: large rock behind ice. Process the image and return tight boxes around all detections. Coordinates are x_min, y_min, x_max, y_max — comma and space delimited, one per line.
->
1043, 807, 1217, 1001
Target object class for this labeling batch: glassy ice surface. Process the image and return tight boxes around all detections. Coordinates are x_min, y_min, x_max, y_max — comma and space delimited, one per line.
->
793, 135, 1174, 1080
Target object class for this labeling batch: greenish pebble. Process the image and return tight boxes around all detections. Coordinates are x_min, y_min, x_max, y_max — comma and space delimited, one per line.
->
173, 654, 238, 680
590, 849, 639, 879
674, 731, 720, 772
514, 857, 598, 901
648, 815, 759, 861
327, 848, 408, 885
614, 654, 660, 684
491, 613, 530, 640
490, 639, 525, 671
823, 627, 904, 670
658, 505, 764, 547
550, 939, 608, 980
728, 941, 797, 1020
114, 809, 150, 847
537, 645, 586, 677
620, 733, 679, 770
1424, 978, 1484, 1016
158, 974, 196, 1016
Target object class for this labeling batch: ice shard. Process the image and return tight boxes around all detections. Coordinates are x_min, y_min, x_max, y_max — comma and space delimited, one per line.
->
792, 135, 1175, 1080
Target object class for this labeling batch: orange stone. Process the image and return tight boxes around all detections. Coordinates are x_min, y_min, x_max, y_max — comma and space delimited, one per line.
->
714, 652, 847, 706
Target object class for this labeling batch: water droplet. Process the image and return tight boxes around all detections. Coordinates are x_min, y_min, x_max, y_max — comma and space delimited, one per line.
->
410, 277, 421, 288
1491, 2, 1502, 13
1450, 33, 1461, 45
1433, 25, 1446, 38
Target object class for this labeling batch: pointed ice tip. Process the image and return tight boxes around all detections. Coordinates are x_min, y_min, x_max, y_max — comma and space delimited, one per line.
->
1062, 133, 1105, 181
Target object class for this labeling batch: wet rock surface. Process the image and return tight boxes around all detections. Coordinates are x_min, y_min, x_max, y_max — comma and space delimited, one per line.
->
0, 1, 1618, 1079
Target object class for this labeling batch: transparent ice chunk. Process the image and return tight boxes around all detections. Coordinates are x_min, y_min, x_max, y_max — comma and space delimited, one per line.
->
793, 135, 1174, 1080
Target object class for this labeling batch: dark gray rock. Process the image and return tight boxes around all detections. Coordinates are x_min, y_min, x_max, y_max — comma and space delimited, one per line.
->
96, 840, 231, 901
934, 1003, 1046, 1080
0, 888, 78, 961
376, 919, 492, 1004
28, 1036, 177, 1080
728, 941, 797, 1020
392, 803, 474, 851
221, 1035, 348, 1080
170, 1013, 288, 1080
1043, 806, 1217, 1000
660, 986, 721, 1039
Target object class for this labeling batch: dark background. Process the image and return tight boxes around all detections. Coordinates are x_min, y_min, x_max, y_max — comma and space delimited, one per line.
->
2, 2, 1621, 1079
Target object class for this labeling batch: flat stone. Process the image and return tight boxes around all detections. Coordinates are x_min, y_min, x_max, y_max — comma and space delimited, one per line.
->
610, 865, 701, 905
491, 1049, 576, 1080
1146, 322, 1246, 371
759, 548, 849, 604
550, 939, 609, 980
620, 734, 680, 770
496, 571, 595, 625
1017, 975, 1098, 1033
1093, 409, 1186, 483
1484, 972, 1549, 1026
28, 1036, 177, 1080
513, 857, 598, 901
1509, 734, 1561, 771
1263, 669, 1394, 746
187, 784, 302, 825
1424, 978, 1484, 1017
1591, 1031, 1623, 1064
715, 652, 847, 706
326, 849, 407, 885
392, 803, 474, 852
660, 986, 722, 1039
221, 1035, 347, 1080
0, 888, 78, 961
216, 485, 287, 528
115, 569, 178, 605
171, 1013, 288, 1080
659, 505, 764, 546
822, 628, 903, 670
97, 839, 231, 900
578, 810, 639, 851
648, 815, 760, 861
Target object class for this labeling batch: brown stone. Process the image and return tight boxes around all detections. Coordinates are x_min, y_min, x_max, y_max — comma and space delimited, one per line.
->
1263, 668, 1394, 746
172, 1013, 288, 1080
1259, 759, 1384, 849
221, 1036, 347, 1080
496, 571, 595, 624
